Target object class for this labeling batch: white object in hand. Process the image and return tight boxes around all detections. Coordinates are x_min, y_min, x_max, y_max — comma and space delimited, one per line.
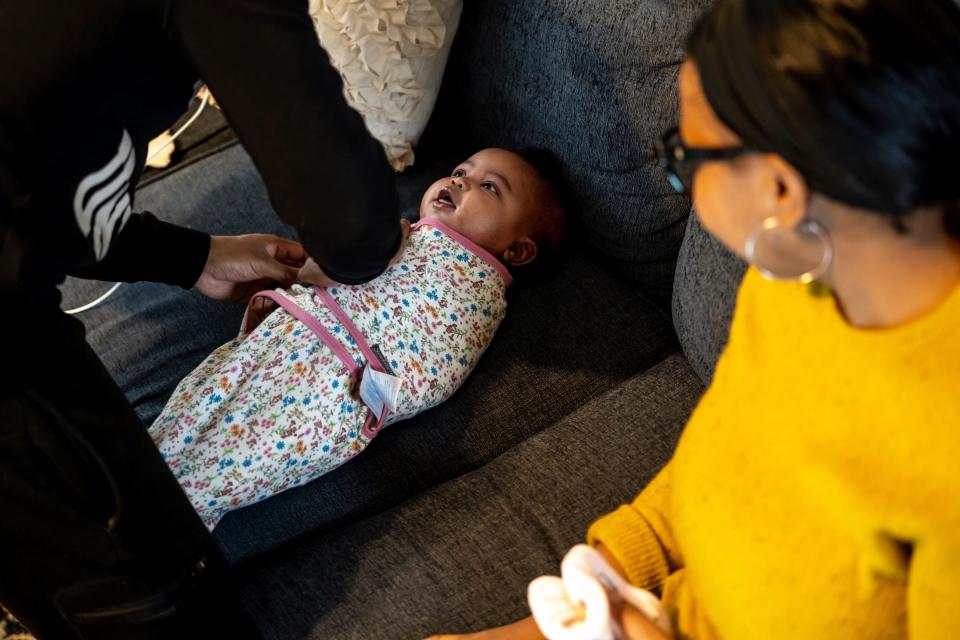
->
528, 544, 672, 640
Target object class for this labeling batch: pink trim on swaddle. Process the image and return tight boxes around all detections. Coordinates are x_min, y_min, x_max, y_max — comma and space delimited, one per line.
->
412, 218, 513, 286
313, 287, 391, 440
245, 290, 389, 440
247, 291, 358, 377
314, 287, 386, 377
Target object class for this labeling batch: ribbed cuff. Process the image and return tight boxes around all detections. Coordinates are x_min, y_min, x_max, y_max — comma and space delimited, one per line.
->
587, 504, 672, 592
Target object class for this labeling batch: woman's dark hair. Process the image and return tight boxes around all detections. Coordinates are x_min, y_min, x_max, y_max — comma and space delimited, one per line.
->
687, 0, 960, 237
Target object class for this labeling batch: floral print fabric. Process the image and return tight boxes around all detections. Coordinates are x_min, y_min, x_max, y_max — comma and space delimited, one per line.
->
149, 221, 509, 528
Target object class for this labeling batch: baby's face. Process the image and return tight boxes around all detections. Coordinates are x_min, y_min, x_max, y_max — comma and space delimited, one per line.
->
419, 148, 540, 265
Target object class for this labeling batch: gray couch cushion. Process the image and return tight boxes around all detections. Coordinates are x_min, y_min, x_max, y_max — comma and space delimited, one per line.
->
671, 212, 746, 384
432, 0, 714, 297
236, 353, 704, 640
60, 143, 680, 561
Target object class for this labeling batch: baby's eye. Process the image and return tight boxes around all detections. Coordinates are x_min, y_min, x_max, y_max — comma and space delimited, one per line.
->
481, 181, 500, 195
452, 168, 465, 178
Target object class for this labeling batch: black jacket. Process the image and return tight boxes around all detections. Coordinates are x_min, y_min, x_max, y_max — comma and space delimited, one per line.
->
0, 0, 400, 320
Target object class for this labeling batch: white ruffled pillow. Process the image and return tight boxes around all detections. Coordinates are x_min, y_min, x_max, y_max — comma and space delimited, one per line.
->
309, 0, 463, 171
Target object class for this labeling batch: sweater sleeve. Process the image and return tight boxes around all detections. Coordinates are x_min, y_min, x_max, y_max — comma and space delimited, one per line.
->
586, 460, 683, 594
167, 0, 400, 286
908, 533, 960, 638
68, 210, 210, 288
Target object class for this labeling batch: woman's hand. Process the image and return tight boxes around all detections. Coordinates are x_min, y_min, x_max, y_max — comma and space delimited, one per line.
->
424, 605, 671, 640
615, 602, 673, 640
425, 617, 545, 640
194, 234, 307, 303
425, 543, 669, 640
297, 218, 412, 288
426, 605, 671, 640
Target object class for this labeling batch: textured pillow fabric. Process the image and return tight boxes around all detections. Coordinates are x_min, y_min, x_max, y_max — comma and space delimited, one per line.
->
309, 0, 463, 171
433, 0, 714, 297
671, 212, 746, 384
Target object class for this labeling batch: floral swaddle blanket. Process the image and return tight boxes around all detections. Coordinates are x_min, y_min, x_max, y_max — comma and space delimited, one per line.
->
149, 219, 510, 528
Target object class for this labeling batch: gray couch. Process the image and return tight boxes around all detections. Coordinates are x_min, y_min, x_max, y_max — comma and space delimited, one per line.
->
60, 1, 747, 637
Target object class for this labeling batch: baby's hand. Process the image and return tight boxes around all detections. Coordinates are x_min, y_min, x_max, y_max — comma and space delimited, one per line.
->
242, 296, 279, 333
350, 365, 365, 400
297, 219, 411, 287
297, 257, 342, 288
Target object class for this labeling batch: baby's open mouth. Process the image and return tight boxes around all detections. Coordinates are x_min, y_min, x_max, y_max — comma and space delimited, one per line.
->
434, 187, 456, 210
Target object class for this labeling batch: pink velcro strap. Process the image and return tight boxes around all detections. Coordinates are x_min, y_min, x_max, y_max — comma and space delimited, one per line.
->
361, 405, 391, 440
315, 288, 396, 439
248, 289, 391, 441
248, 290, 360, 378
314, 287, 385, 375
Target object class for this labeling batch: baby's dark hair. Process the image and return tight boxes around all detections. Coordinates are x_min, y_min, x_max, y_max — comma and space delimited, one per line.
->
513, 147, 575, 280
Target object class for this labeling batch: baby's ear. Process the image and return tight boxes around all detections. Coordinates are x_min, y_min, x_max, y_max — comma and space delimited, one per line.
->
501, 237, 538, 267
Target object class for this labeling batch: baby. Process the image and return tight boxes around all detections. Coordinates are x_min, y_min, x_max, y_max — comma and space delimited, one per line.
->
149, 148, 568, 529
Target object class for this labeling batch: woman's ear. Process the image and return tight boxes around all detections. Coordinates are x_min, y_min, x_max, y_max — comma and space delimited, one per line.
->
502, 237, 538, 267
766, 154, 809, 226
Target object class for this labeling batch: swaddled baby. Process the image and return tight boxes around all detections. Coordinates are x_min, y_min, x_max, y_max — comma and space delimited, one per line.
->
150, 148, 568, 528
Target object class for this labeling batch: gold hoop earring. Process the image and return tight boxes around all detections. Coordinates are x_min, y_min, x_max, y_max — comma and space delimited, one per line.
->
744, 216, 833, 284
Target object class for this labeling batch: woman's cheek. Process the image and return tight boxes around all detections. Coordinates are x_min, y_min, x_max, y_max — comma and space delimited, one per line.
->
692, 165, 749, 257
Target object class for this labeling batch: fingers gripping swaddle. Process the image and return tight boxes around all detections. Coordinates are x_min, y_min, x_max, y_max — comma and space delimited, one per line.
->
151, 220, 510, 529
528, 545, 672, 640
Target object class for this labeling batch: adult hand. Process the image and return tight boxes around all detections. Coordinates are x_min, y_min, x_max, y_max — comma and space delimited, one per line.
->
425, 617, 546, 640
615, 602, 673, 640
297, 218, 412, 288
194, 234, 307, 303
424, 605, 671, 640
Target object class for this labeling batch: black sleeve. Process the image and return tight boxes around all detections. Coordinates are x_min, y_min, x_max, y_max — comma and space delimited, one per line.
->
68, 211, 210, 288
167, 0, 401, 285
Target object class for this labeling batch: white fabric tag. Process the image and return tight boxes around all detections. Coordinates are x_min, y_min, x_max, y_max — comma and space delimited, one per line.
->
359, 367, 404, 418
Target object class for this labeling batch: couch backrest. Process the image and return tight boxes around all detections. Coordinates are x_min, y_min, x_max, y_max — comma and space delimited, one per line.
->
671, 213, 746, 383
431, 0, 714, 298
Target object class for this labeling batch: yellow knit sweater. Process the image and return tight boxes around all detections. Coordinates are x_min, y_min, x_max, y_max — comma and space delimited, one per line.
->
588, 268, 960, 639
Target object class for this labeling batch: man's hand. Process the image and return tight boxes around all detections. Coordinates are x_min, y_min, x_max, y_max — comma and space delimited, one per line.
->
194, 234, 307, 303
297, 219, 412, 288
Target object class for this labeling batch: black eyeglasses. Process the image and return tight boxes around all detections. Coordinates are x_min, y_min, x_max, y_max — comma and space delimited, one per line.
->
655, 127, 754, 194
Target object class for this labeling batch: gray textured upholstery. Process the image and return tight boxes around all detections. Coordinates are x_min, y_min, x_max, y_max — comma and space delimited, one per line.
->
671, 213, 746, 384
237, 354, 704, 640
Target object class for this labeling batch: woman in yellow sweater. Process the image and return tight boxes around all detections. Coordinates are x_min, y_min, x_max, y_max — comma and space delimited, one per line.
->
431, 0, 960, 638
